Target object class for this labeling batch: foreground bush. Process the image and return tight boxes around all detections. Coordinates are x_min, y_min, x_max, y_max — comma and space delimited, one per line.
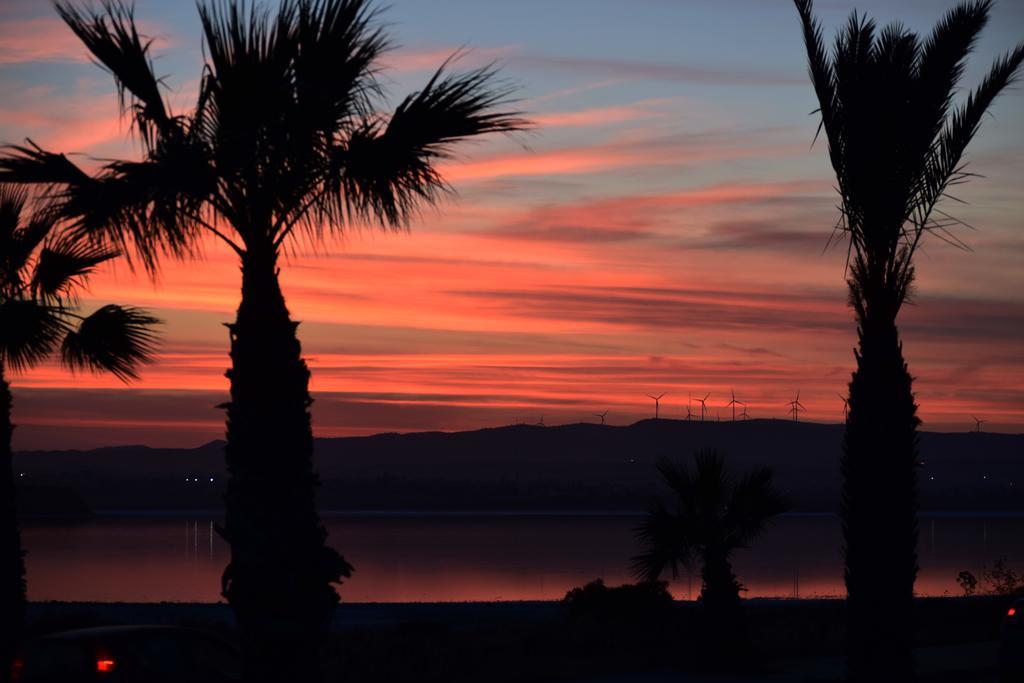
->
562, 579, 673, 622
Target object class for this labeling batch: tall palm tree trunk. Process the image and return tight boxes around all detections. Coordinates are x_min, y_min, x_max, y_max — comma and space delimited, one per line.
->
842, 304, 919, 682
699, 550, 744, 666
220, 243, 349, 683
701, 551, 741, 615
0, 362, 26, 683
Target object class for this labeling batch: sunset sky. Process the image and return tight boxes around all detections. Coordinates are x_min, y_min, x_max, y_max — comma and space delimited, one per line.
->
1, 0, 1022, 449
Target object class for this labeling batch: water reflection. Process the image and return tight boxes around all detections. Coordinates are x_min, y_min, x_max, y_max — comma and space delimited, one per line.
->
21, 513, 1024, 603
183, 519, 214, 560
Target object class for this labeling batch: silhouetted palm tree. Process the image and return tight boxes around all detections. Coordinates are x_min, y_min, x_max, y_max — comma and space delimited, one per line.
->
0, 185, 157, 681
0, 2, 524, 680
794, 1, 1023, 679
633, 450, 787, 663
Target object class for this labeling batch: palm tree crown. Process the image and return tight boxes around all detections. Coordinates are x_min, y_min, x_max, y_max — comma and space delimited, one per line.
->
0, 0, 525, 266
633, 450, 787, 668
0, 184, 158, 379
795, 0, 1024, 320
633, 450, 788, 586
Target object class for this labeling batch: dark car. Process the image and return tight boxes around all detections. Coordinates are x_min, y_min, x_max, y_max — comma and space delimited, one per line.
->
14, 625, 239, 683
1002, 598, 1024, 683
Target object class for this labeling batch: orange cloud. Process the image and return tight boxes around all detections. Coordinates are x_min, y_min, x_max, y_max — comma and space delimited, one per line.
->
0, 18, 88, 64
440, 146, 657, 182
0, 98, 125, 152
0, 16, 171, 65
438, 132, 808, 183
531, 100, 670, 128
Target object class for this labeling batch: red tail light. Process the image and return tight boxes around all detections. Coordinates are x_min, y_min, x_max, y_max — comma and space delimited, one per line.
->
1009, 607, 1018, 617
96, 658, 116, 673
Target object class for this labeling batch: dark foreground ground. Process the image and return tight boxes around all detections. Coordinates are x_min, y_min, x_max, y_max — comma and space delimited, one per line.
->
27, 596, 1013, 682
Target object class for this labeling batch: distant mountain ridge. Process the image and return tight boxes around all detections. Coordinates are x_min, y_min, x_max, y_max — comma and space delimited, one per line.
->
14, 419, 1024, 513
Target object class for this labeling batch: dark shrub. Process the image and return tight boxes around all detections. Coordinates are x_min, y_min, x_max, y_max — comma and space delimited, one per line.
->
562, 579, 673, 622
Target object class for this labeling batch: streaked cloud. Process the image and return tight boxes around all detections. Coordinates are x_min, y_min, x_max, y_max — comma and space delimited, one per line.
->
0, 18, 89, 64
0, 87, 124, 152
1, 0, 1021, 448
0, 16, 171, 65
530, 99, 671, 128
508, 53, 807, 86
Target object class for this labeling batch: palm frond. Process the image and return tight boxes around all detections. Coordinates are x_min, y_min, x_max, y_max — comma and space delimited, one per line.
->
60, 304, 160, 382
725, 466, 790, 548
32, 233, 118, 300
52, 151, 212, 271
194, 0, 309, 238
1, 135, 212, 272
0, 141, 93, 187
654, 457, 692, 499
0, 183, 29, 239
917, 42, 1024, 227
3, 211, 58, 290
198, 0, 298, 74
632, 500, 691, 583
794, 0, 837, 149
692, 449, 731, 515
335, 62, 526, 228
0, 299, 69, 372
196, 0, 299, 170
913, 1, 990, 147
293, 0, 387, 132
874, 22, 919, 72
261, 0, 388, 238
55, 0, 172, 147
0, 185, 55, 295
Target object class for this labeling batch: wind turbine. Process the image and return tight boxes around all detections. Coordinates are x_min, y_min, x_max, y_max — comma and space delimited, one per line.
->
537, 415, 545, 427
973, 416, 986, 433
787, 391, 805, 422
838, 394, 850, 421
647, 392, 666, 419
740, 406, 750, 421
726, 389, 742, 421
697, 393, 711, 422
686, 393, 694, 421
594, 410, 609, 425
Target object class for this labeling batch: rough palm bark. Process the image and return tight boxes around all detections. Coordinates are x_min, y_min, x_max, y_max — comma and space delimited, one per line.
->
0, 362, 26, 683
842, 304, 920, 682
221, 243, 350, 683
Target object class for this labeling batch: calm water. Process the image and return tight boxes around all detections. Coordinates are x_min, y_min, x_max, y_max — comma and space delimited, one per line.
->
22, 513, 1024, 603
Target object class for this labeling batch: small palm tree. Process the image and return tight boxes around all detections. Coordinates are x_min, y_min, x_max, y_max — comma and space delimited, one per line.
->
0, 184, 157, 679
0, 2, 524, 679
794, 1, 1023, 679
633, 450, 788, 662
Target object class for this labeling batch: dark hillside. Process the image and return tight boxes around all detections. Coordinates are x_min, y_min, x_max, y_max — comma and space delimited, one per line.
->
14, 420, 1023, 512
